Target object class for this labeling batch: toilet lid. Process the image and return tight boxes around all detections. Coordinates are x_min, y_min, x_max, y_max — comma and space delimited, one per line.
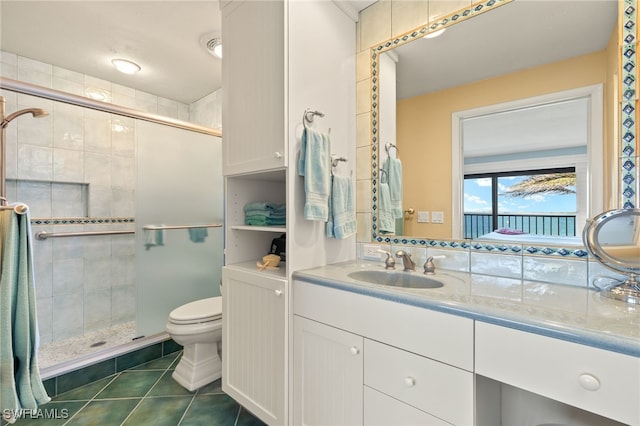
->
169, 297, 222, 324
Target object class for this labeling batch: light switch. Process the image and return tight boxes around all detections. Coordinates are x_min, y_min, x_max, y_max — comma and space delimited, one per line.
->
417, 211, 429, 223
431, 211, 444, 224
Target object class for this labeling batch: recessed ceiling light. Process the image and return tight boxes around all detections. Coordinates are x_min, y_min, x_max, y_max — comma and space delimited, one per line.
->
423, 28, 446, 39
111, 58, 141, 75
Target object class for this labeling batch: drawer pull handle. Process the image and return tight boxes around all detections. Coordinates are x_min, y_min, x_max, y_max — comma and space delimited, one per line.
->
274, 289, 283, 296
579, 373, 600, 391
350, 346, 360, 355
404, 376, 416, 387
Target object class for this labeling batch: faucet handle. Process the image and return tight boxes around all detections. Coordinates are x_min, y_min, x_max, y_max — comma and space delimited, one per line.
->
378, 250, 396, 270
424, 255, 445, 275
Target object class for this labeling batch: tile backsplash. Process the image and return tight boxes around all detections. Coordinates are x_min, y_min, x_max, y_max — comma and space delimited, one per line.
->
358, 242, 626, 289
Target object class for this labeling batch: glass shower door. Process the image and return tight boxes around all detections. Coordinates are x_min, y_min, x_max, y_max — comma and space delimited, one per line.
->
135, 120, 223, 337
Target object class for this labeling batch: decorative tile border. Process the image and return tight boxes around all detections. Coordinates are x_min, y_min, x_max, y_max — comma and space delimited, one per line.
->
621, 0, 638, 209
31, 217, 135, 226
369, 0, 636, 258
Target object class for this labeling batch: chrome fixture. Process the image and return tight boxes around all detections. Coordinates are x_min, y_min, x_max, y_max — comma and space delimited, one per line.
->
378, 250, 396, 270
0, 96, 49, 205
424, 257, 436, 274
395, 250, 416, 272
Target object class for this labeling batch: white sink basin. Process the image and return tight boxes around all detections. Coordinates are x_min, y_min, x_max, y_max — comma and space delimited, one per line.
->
348, 270, 444, 289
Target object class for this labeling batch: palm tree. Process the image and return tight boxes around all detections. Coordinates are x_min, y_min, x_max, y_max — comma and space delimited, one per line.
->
501, 172, 576, 198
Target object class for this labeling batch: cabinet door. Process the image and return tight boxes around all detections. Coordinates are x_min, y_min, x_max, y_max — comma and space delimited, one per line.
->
222, 267, 286, 425
221, 0, 286, 176
293, 316, 363, 426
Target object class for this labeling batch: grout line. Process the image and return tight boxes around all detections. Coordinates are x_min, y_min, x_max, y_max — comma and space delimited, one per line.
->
176, 393, 198, 426
118, 368, 169, 426
233, 406, 242, 426
61, 373, 121, 426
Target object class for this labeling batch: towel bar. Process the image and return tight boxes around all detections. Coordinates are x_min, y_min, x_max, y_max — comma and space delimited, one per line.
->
142, 224, 222, 231
35, 230, 134, 240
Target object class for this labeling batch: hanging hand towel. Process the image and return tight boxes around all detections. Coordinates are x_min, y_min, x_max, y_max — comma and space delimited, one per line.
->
144, 227, 164, 250
0, 209, 50, 424
188, 228, 208, 243
378, 181, 396, 234
326, 175, 356, 239
383, 156, 403, 219
298, 127, 331, 221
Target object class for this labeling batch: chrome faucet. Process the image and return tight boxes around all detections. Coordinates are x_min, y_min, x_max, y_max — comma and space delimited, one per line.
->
395, 250, 415, 272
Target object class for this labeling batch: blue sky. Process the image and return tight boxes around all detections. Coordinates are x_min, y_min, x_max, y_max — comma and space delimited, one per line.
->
464, 176, 576, 214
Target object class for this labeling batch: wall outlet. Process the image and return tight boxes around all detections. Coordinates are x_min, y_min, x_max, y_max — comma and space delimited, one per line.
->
363, 244, 382, 260
417, 211, 430, 223
431, 211, 445, 224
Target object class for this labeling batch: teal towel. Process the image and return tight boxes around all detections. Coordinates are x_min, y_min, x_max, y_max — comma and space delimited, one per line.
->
188, 228, 208, 243
298, 128, 331, 221
0, 209, 50, 422
243, 202, 286, 214
383, 156, 403, 219
326, 175, 356, 239
144, 228, 164, 250
378, 181, 396, 234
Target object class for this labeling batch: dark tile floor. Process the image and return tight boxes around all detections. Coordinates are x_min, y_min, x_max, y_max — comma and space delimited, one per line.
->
6, 352, 266, 426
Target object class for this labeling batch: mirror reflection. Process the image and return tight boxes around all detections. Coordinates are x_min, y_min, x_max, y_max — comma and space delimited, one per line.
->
374, 0, 617, 245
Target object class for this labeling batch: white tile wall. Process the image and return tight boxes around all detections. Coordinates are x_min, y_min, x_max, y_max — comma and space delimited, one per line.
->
1, 49, 220, 344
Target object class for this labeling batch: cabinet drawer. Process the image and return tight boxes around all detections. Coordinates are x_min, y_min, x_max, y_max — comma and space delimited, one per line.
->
364, 386, 450, 426
364, 339, 473, 425
475, 322, 640, 426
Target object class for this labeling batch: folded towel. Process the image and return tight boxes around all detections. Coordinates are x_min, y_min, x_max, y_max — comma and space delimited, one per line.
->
383, 156, 403, 219
243, 209, 287, 219
0, 210, 50, 423
243, 202, 286, 214
144, 228, 164, 250
298, 127, 331, 221
326, 175, 356, 239
245, 215, 286, 226
188, 228, 208, 243
378, 181, 396, 234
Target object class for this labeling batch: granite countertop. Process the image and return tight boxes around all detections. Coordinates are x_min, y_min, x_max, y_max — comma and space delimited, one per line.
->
292, 261, 640, 357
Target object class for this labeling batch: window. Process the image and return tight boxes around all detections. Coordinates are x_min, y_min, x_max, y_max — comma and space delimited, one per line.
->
464, 167, 577, 239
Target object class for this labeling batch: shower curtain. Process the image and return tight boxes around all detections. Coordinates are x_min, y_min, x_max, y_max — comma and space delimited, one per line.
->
0, 208, 50, 423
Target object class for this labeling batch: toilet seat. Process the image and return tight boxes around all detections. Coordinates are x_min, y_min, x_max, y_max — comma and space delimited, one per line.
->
168, 297, 222, 325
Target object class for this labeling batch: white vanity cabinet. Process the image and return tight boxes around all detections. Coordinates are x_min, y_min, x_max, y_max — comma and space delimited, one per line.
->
293, 279, 475, 425
293, 316, 364, 425
476, 322, 640, 426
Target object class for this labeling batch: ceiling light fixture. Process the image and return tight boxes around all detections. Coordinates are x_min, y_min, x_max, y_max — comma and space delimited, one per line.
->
111, 58, 141, 75
423, 28, 446, 39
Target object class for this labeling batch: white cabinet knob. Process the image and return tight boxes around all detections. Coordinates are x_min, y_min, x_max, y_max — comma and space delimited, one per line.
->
579, 373, 600, 391
274, 289, 283, 296
274, 151, 282, 159
404, 376, 416, 387
350, 346, 360, 355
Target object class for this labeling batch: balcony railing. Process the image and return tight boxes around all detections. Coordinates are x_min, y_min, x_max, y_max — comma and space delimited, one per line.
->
464, 213, 576, 240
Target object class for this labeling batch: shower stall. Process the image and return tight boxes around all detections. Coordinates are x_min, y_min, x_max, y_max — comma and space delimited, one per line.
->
0, 76, 224, 373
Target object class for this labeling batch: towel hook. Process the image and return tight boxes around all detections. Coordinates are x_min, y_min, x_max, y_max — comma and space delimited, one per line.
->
303, 108, 325, 129
379, 168, 388, 183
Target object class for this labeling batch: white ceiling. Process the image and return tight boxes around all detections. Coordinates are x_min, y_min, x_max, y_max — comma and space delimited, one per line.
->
392, 0, 618, 99
0, 1, 375, 105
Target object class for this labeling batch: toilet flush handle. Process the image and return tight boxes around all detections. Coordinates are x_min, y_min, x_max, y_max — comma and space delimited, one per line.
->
274, 289, 283, 296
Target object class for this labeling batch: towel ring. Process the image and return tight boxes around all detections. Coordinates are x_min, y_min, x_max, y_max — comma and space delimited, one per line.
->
303, 109, 325, 128
331, 155, 349, 176
385, 142, 399, 157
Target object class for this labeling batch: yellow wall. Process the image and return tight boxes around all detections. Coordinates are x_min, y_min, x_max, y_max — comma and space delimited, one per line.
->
398, 50, 613, 239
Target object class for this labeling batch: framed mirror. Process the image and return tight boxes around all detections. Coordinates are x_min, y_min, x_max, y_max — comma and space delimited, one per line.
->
369, 0, 622, 251
583, 209, 640, 304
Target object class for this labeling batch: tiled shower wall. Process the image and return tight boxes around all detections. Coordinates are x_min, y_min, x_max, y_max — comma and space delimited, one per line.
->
0, 50, 222, 343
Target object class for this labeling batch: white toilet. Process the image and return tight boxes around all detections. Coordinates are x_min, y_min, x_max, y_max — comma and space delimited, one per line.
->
165, 296, 223, 391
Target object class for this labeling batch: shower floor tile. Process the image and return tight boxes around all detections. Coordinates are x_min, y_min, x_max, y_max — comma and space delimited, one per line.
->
6, 352, 266, 426
39, 322, 137, 369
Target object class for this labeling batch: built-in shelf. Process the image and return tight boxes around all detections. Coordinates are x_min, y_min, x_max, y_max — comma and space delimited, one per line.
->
226, 260, 287, 279
231, 225, 286, 233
